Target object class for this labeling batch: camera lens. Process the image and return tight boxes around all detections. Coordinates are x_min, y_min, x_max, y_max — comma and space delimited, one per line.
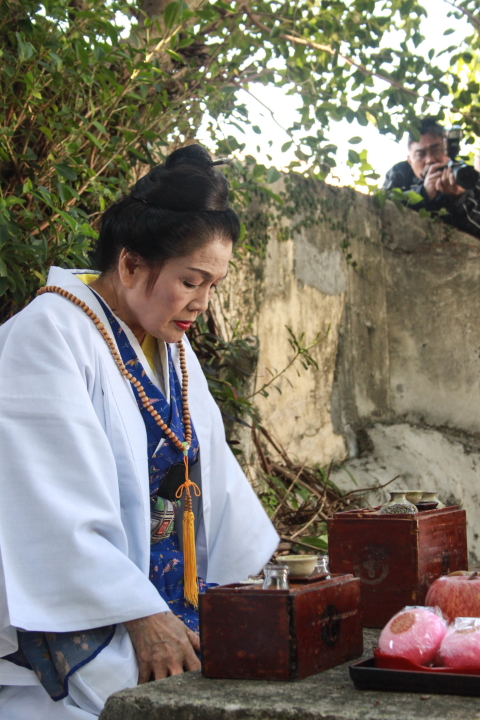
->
453, 164, 479, 190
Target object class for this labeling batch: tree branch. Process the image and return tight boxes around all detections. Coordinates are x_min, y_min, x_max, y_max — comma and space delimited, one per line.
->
241, 86, 294, 138
240, 1, 442, 107
444, 0, 480, 32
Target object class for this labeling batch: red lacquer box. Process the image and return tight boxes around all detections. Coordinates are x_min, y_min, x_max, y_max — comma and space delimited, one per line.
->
199, 573, 363, 681
328, 506, 468, 628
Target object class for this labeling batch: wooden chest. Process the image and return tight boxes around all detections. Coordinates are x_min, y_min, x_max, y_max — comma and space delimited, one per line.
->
199, 574, 363, 681
328, 506, 468, 628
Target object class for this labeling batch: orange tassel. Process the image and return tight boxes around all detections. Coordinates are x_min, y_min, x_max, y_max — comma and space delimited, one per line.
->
176, 454, 201, 608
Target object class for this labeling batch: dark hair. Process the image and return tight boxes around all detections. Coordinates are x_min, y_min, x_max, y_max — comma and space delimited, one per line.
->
92, 144, 240, 274
408, 117, 444, 147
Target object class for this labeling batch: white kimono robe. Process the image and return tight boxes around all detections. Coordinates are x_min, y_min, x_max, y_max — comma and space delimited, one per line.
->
0, 267, 279, 718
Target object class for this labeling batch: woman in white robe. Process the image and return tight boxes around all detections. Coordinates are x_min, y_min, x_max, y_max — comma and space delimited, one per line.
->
0, 145, 279, 718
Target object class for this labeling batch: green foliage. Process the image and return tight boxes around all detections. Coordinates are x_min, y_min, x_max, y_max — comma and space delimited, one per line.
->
188, 312, 261, 438
252, 325, 327, 400
1, 0, 167, 316
302, 535, 328, 551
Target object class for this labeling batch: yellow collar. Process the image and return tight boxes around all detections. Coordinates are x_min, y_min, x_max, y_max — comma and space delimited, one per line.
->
76, 273, 157, 373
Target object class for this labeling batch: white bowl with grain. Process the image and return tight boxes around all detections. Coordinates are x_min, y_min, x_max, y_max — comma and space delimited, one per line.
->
276, 554, 318, 578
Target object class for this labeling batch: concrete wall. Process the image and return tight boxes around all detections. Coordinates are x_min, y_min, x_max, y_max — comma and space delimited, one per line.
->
335, 198, 480, 437
214, 178, 480, 562
211, 182, 351, 476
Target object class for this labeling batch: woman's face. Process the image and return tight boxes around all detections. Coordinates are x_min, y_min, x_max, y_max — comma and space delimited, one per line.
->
119, 238, 232, 343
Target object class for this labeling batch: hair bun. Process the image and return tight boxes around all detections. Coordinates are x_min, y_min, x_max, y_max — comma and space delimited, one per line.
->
130, 144, 229, 212
165, 144, 214, 170
95, 143, 240, 273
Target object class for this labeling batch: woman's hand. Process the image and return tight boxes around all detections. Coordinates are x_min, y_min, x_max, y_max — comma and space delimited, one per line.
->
124, 611, 201, 682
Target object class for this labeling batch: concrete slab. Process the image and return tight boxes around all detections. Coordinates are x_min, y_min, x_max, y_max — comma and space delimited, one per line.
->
99, 630, 480, 720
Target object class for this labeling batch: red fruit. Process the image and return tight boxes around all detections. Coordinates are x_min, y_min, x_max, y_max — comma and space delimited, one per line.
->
378, 607, 447, 665
425, 574, 480, 622
437, 618, 480, 669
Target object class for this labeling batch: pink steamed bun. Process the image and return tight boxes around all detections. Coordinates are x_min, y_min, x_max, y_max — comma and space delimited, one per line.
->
378, 607, 447, 665
437, 618, 480, 669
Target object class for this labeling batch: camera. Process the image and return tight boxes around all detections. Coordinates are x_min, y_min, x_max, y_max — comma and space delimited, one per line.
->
443, 126, 479, 190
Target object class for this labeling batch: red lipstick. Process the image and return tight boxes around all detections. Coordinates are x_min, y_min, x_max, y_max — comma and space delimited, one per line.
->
174, 321, 192, 330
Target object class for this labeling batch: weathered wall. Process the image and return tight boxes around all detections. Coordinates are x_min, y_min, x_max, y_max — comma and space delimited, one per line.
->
215, 178, 480, 561
334, 198, 480, 438
211, 182, 352, 474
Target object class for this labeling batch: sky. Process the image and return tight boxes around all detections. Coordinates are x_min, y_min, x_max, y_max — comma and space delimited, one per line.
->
197, 0, 474, 189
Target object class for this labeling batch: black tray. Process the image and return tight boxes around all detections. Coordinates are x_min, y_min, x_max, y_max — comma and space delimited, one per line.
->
349, 657, 480, 697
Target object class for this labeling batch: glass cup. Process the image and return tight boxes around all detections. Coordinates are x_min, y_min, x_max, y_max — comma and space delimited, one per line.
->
314, 555, 330, 574
314, 555, 331, 578
262, 564, 290, 590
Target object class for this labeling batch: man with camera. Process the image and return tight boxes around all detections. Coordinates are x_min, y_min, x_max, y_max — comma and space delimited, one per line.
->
383, 117, 480, 239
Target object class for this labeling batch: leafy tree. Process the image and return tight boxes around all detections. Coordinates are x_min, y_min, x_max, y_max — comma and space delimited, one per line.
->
0, 0, 478, 321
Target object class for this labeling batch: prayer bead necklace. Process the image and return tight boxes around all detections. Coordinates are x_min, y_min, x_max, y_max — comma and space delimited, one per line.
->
37, 286, 192, 452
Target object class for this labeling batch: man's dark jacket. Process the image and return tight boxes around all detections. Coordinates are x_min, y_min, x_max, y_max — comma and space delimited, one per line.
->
383, 160, 480, 239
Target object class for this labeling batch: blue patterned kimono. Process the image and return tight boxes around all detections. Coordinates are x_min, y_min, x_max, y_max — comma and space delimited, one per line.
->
95, 295, 206, 632
5, 293, 206, 699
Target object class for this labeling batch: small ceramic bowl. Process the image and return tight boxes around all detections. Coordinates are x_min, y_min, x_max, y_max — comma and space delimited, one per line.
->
276, 554, 318, 578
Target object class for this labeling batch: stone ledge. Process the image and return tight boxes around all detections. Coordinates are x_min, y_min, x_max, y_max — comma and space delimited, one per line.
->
100, 630, 480, 720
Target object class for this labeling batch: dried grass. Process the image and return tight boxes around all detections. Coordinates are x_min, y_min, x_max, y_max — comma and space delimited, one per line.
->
252, 425, 398, 555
